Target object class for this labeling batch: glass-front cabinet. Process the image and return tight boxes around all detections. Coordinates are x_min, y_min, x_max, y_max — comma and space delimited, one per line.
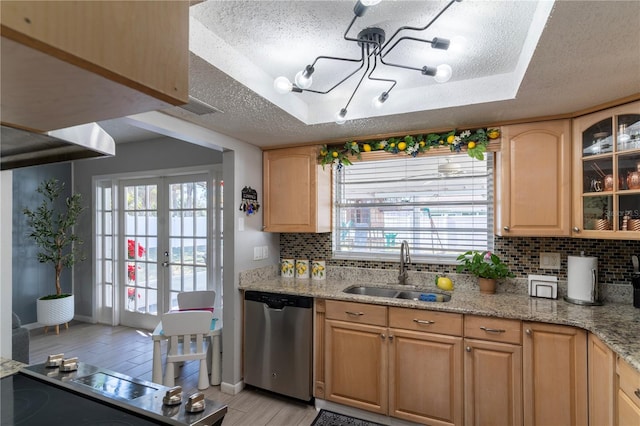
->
573, 101, 640, 238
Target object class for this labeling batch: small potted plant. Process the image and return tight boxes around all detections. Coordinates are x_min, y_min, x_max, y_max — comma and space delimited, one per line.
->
456, 250, 514, 294
23, 178, 86, 333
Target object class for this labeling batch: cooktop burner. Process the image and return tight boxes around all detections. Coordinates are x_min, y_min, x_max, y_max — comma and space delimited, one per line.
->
2, 362, 227, 426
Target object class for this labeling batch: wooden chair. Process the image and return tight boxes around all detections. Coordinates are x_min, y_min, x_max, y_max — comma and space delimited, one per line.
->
161, 310, 213, 390
177, 290, 216, 311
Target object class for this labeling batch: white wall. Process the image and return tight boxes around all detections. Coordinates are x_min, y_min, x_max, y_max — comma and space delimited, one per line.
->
1, 171, 13, 359
123, 111, 278, 392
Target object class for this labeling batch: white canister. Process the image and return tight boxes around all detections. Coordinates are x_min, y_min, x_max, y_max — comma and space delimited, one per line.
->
312, 260, 326, 280
281, 259, 295, 278
295, 259, 309, 279
566, 254, 600, 305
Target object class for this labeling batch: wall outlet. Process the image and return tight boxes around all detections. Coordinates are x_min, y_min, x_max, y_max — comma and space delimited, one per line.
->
540, 252, 561, 269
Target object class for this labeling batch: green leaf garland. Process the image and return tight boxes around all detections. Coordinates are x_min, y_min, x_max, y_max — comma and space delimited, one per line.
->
319, 128, 500, 168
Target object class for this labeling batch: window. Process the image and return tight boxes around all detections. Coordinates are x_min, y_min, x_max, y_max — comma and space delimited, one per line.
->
333, 153, 494, 263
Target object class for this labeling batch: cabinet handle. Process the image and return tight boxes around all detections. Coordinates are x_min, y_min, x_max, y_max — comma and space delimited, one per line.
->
573, 227, 580, 233
480, 326, 506, 334
466, 346, 471, 352
389, 335, 394, 342
345, 311, 364, 316
635, 389, 640, 400
525, 329, 532, 335
503, 226, 510, 231
413, 319, 435, 325
380, 334, 386, 340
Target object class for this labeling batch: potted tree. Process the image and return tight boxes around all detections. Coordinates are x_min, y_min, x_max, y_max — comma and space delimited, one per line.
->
23, 178, 86, 334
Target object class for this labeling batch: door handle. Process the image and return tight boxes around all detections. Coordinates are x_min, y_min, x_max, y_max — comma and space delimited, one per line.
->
162, 261, 170, 267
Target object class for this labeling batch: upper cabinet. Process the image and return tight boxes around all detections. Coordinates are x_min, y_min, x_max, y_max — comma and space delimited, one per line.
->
1, 1, 189, 131
572, 101, 640, 239
496, 120, 572, 237
263, 146, 332, 233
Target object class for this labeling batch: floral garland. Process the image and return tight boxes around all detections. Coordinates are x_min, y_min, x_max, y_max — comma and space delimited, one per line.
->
319, 127, 501, 168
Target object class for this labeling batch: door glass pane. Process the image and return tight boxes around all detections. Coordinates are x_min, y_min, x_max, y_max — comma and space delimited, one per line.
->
183, 211, 194, 237
617, 114, 640, 152
582, 196, 613, 231
582, 158, 614, 193
582, 118, 613, 156
618, 152, 640, 190
620, 194, 640, 231
195, 182, 207, 208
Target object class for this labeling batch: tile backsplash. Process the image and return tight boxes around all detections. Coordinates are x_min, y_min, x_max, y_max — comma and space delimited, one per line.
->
280, 233, 640, 285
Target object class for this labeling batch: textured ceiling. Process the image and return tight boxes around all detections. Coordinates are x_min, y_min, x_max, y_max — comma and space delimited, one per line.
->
101, 0, 640, 148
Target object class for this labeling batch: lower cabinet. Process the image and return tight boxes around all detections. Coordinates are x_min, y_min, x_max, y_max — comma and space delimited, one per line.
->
617, 356, 640, 425
588, 333, 616, 426
523, 322, 588, 426
464, 316, 523, 426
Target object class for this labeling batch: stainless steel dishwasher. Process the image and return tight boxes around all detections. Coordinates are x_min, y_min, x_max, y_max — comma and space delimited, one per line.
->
243, 291, 313, 401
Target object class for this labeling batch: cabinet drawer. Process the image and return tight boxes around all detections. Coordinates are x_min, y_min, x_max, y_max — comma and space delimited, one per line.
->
464, 315, 521, 344
389, 307, 462, 336
618, 357, 640, 407
325, 300, 387, 326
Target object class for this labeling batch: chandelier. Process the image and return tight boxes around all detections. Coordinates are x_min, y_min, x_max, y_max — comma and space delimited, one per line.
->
273, 0, 461, 124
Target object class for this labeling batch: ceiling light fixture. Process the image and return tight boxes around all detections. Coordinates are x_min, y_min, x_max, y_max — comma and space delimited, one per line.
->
273, 0, 462, 124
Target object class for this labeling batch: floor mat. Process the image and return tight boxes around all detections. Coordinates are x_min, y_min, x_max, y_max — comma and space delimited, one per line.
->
310, 409, 387, 426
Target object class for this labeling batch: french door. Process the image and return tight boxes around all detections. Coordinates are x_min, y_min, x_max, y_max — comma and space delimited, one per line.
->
116, 172, 219, 330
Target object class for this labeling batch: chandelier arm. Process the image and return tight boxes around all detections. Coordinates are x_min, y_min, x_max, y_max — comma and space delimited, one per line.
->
380, 0, 458, 56
381, 36, 435, 59
309, 54, 363, 69
379, 56, 423, 73
341, 45, 371, 111
368, 55, 397, 94
301, 56, 366, 95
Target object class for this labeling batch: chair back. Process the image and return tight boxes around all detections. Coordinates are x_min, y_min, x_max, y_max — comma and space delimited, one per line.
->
177, 290, 216, 311
161, 310, 213, 390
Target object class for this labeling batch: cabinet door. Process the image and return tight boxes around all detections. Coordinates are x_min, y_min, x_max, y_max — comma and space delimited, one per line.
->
618, 389, 640, 425
496, 120, 571, 236
617, 357, 640, 426
263, 146, 331, 233
588, 334, 615, 426
464, 339, 523, 426
325, 319, 387, 414
523, 322, 587, 426
389, 328, 463, 426
572, 101, 640, 239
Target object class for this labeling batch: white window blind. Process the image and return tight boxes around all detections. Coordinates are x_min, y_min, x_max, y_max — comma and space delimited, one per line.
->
333, 153, 494, 263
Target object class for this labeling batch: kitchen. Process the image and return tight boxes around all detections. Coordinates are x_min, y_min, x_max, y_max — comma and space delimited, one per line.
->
2, 1, 640, 425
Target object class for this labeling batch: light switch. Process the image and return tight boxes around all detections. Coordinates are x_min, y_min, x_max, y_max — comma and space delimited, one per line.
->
238, 217, 245, 231
262, 246, 269, 259
253, 246, 261, 260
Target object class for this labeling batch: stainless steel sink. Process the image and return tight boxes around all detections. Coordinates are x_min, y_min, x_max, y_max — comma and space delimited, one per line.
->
343, 286, 400, 298
342, 286, 450, 302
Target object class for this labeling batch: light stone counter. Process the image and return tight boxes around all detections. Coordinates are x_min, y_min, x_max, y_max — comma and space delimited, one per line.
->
239, 268, 640, 373
0, 357, 26, 378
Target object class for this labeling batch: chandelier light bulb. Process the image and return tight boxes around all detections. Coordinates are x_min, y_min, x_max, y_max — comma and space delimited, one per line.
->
273, 76, 293, 94
335, 108, 348, 125
434, 64, 452, 83
360, 0, 382, 6
450, 35, 467, 54
295, 70, 313, 89
372, 92, 389, 109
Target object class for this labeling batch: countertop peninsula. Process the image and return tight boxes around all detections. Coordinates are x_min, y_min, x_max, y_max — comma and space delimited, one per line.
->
239, 275, 640, 373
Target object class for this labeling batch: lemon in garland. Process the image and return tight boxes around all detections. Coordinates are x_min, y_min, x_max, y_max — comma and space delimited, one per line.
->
419, 141, 425, 147
439, 140, 444, 145
390, 142, 396, 148
363, 143, 371, 152
487, 129, 500, 139
332, 151, 339, 158
467, 141, 476, 149
397, 141, 407, 151
447, 135, 455, 144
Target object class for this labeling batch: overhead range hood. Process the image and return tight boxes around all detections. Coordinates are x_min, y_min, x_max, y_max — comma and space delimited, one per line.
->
1, 122, 116, 170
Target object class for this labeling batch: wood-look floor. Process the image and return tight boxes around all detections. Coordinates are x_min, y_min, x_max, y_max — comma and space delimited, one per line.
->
29, 321, 319, 426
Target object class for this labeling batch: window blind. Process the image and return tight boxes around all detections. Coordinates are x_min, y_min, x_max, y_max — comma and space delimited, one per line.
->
333, 153, 494, 262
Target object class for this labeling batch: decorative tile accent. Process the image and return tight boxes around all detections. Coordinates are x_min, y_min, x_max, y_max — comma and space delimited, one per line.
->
279, 233, 640, 303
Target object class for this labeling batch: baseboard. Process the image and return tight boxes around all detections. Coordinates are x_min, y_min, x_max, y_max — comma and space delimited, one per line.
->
220, 380, 244, 395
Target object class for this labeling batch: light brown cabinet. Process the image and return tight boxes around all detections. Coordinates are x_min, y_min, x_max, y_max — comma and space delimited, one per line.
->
617, 356, 640, 425
588, 333, 616, 425
522, 322, 588, 426
263, 146, 331, 233
496, 120, 572, 236
464, 315, 523, 426
1, 1, 189, 132
324, 300, 388, 414
572, 101, 640, 239
389, 308, 463, 426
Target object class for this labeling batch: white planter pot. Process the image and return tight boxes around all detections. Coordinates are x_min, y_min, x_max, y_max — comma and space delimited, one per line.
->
37, 294, 74, 326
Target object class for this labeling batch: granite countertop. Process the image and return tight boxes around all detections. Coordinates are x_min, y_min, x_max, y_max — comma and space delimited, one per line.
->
0, 357, 26, 378
239, 276, 640, 373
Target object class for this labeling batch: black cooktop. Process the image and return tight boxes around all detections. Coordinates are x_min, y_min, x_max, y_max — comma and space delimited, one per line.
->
1, 362, 227, 426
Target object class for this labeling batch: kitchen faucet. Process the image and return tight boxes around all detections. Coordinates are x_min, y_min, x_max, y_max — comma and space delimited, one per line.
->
398, 240, 411, 285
